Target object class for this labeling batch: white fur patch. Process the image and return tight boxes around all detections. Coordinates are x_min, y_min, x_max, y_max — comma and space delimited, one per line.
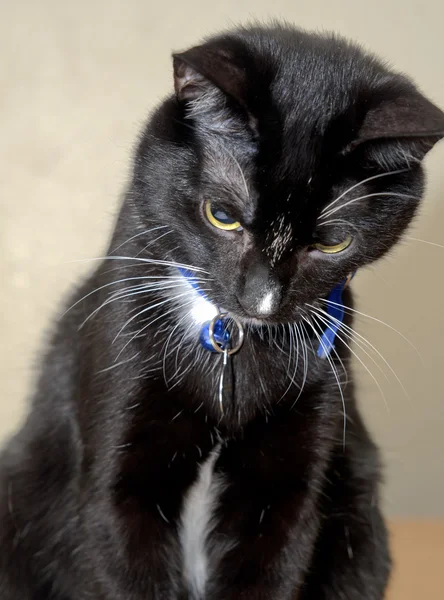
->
257, 290, 275, 315
265, 213, 294, 266
179, 444, 224, 598
189, 292, 219, 327
172, 270, 218, 330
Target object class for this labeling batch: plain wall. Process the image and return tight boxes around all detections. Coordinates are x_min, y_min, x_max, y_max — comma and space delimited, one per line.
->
1, 0, 443, 515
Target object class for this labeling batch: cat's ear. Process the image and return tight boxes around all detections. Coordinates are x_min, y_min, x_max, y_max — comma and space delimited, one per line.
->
173, 44, 248, 108
350, 84, 444, 168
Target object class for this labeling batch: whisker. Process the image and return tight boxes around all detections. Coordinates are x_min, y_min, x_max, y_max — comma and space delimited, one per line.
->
321, 298, 423, 362
312, 309, 387, 382
135, 230, 174, 257
61, 275, 201, 318
404, 235, 444, 250
319, 191, 419, 221
68, 255, 210, 274
317, 218, 360, 232
113, 291, 196, 343
319, 169, 409, 215
302, 310, 349, 387
310, 304, 411, 402
77, 283, 189, 329
310, 310, 389, 413
224, 147, 250, 200
109, 225, 169, 253
302, 315, 347, 447
277, 323, 299, 404
96, 352, 141, 374
114, 298, 198, 362
162, 309, 193, 387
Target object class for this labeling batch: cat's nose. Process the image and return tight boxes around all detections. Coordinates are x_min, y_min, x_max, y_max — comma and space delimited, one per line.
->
237, 262, 282, 317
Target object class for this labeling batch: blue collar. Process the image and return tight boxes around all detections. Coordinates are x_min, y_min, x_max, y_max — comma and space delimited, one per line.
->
179, 267, 351, 358
316, 275, 353, 358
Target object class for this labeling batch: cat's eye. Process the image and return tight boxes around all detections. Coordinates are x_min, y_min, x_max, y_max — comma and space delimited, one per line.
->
312, 236, 353, 254
205, 200, 243, 232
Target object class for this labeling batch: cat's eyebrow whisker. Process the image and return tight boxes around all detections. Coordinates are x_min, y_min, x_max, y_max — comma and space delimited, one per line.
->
224, 146, 250, 200
109, 225, 169, 254
320, 298, 423, 362
319, 168, 410, 216
310, 304, 411, 402
316, 219, 360, 232
319, 192, 420, 221
302, 315, 347, 447
404, 235, 444, 250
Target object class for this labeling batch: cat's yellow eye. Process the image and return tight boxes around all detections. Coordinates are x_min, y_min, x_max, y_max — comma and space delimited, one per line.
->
313, 236, 353, 254
205, 200, 243, 231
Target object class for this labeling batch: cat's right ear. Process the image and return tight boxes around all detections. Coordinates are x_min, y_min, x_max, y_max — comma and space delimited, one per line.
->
172, 44, 248, 109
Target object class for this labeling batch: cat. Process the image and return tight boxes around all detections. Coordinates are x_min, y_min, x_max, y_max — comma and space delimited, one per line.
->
1, 23, 443, 600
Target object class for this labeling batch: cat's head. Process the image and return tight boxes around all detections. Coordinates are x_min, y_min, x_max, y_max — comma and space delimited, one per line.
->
132, 25, 444, 326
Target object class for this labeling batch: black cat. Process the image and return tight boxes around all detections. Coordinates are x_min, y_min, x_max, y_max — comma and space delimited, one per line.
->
1, 24, 443, 600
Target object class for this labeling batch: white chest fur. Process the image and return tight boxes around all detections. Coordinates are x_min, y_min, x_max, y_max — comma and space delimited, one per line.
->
179, 444, 227, 599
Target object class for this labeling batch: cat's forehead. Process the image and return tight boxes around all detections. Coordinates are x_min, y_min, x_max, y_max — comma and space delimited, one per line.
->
201, 134, 318, 267
200, 119, 321, 218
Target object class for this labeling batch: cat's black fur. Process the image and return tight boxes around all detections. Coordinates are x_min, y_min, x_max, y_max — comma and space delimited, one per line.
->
1, 24, 443, 600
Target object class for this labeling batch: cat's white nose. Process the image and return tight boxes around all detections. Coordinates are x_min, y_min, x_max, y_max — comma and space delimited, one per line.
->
238, 285, 281, 317
257, 290, 278, 316
238, 261, 282, 317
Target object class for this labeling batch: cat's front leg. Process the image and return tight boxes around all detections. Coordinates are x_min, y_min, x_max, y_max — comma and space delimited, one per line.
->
300, 505, 390, 600
299, 443, 391, 599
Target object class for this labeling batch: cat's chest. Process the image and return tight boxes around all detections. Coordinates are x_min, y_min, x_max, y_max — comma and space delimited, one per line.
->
178, 443, 232, 599
118, 400, 332, 597
175, 423, 321, 598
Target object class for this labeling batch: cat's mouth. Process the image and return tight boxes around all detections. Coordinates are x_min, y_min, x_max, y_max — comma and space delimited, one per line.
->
223, 310, 274, 328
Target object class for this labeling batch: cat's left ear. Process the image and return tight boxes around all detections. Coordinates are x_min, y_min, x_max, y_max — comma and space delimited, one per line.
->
350, 83, 444, 167
173, 43, 248, 108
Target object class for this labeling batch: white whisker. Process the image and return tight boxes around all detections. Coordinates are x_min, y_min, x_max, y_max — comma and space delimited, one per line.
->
320, 169, 409, 215
77, 283, 189, 329
113, 292, 195, 343
310, 310, 389, 413
68, 255, 210, 274
404, 236, 444, 250
310, 304, 410, 402
62, 275, 202, 318
319, 191, 419, 221
135, 229, 174, 257
115, 298, 198, 363
96, 352, 141, 374
109, 225, 169, 253
321, 299, 422, 362
302, 315, 347, 447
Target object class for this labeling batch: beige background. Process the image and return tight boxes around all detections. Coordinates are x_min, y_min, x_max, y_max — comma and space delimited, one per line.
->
1, 0, 443, 516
